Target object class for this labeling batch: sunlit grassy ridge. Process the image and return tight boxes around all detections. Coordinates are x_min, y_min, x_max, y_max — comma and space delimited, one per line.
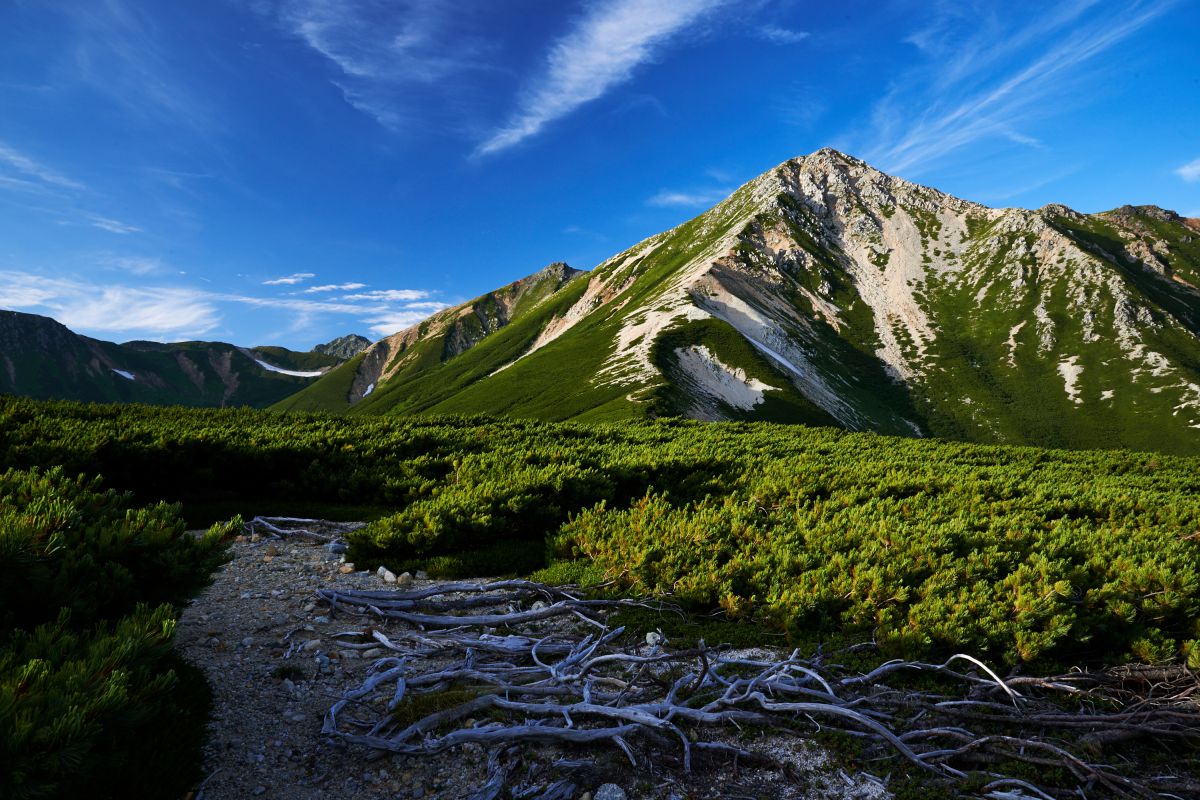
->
5, 395, 1199, 668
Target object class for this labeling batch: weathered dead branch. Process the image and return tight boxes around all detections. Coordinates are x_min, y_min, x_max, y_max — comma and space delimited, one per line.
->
317, 580, 1200, 799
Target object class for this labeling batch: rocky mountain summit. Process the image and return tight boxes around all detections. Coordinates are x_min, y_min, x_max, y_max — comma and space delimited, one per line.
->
314, 334, 371, 361
279, 149, 1200, 454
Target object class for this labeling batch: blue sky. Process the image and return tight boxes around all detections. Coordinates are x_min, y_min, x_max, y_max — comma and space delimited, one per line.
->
1, 0, 1197, 349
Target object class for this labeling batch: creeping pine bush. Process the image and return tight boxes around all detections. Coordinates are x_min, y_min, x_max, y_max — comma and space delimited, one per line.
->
0, 467, 233, 800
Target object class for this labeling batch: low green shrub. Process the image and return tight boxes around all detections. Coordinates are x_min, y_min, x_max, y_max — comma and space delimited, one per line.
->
0, 466, 233, 800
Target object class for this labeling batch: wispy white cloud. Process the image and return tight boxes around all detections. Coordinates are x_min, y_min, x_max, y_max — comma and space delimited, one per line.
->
0, 268, 448, 341
87, 214, 142, 234
341, 288, 429, 302
647, 187, 732, 208
268, 0, 492, 130
758, 25, 809, 45
303, 282, 366, 293
400, 301, 450, 311
1176, 158, 1200, 182
0, 271, 220, 337
0, 142, 86, 191
263, 272, 316, 286
477, 0, 731, 156
861, 0, 1176, 174
364, 310, 443, 337
102, 256, 166, 275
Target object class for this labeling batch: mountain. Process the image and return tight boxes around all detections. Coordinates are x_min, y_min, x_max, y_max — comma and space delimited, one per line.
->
0, 310, 348, 408
275, 149, 1200, 455
313, 334, 371, 361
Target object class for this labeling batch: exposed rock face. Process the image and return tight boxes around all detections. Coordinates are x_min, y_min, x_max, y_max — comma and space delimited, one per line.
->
313, 334, 371, 361
284, 149, 1200, 454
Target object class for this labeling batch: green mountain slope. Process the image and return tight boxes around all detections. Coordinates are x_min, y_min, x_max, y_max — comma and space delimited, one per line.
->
0, 310, 343, 408
278, 150, 1200, 454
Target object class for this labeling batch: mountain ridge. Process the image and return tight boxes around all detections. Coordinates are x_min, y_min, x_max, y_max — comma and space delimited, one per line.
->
275, 149, 1198, 453
0, 310, 361, 408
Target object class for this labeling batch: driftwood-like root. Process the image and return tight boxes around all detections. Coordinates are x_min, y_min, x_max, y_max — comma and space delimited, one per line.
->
318, 580, 1200, 799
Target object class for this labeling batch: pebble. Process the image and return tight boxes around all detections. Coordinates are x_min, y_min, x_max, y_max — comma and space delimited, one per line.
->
381, 569, 398, 584
396, 571, 414, 587
313, 615, 330, 624
241, 636, 254, 648
252, 785, 266, 796
645, 630, 664, 647
301, 639, 321, 652
339, 564, 355, 574
595, 785, 626, 800
530, 600, 548, 611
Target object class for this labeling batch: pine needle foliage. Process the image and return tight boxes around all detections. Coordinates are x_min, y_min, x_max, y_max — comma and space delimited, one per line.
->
0, 465, 234, 799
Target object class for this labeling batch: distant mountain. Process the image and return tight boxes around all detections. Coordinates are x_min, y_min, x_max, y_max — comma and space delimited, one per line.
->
313, 334, 371, 361
0, 310, 348, 408
282, 148, 1200, 455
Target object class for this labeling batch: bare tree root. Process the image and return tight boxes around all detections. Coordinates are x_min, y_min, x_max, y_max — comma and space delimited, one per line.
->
318, 580, 1200, 799
244, 516, 365, 544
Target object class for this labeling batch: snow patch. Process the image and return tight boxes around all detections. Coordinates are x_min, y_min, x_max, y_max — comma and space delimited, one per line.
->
363, 382, 375, 397
253, 359, 325, 378
675, 345, 773, 411
1101, 389, 1114, 400
1057, 356, 1083, 405
111, 369, 135, 381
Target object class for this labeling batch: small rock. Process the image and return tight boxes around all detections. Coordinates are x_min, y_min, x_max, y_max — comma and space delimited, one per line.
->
375, 566, 388, 578
396, 571, 414, 587
381, 569, 397, 584
339, 564, 355, 574
324, 541, 348, 554
595, 785, 626, 800
250, 533, 262, 543
282, 679, 296, 694
302, 602, 316, 613
240, 591, 252, 599
262, 555, 274, 563
580, 794, 593, 800
313, 615, 330, 624
252, 786, 266, 796
415, 570, 429, 580
264, 543, 280, 557
530, 600, 549, 611
301, 639, 321, 652
241, 636, 254, 648
645, 630, 665, 648
207, 637, 220, 648
235, 534, 247, 543
362, 648, 386, 659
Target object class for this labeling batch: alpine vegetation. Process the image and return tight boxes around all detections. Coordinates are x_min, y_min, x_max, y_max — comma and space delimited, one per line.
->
279, 150, 1200, 455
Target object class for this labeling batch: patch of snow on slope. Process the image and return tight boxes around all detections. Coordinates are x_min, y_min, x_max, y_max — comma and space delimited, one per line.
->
254, 359, 325, 378
112, 368, 135, 381
1058, 356, 1083, 405
675, 345, 773, 411
363, 382, 375, 396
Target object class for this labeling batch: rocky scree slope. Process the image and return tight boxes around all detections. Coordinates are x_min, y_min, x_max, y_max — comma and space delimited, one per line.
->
0, 310, 354, 408
278, 149, 1200, 454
